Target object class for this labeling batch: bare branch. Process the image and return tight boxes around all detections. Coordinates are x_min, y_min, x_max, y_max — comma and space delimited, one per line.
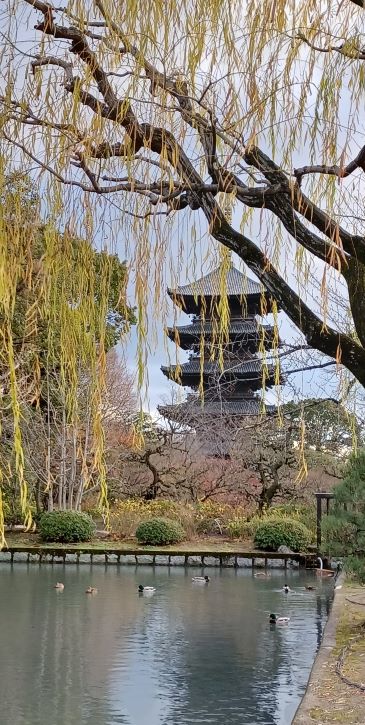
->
294, 145, 365, 185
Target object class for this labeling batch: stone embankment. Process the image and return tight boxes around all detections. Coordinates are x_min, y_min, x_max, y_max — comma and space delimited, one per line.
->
0, 547, 316, 568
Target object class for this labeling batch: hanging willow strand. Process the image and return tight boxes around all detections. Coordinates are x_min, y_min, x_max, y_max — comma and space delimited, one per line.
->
0, 0, 365, 541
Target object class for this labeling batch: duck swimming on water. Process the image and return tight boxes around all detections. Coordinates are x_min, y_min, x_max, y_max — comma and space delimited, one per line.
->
269, 613, 290, 624
54, 582, 64, 590
85, 586, 98, 594
192, 576, 210, 583
138, 585, 156, 594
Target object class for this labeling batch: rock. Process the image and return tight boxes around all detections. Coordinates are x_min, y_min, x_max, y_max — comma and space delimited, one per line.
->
253, 557, 266, 568
136, 555, 154, 565
0, 551, 11, 562
169, 555, 186, 566
78, 553, 91, 564
278, 545, 294, 554
105, 553, 119, 564
65, 553, 78, 563
237, 557, 253, 568
95, 530, 112, 539
221, 556, 236, 567
187, 555, 203, 567
203, 556, 220, 567
12, 552, 29, 563
28, 553, 41, 564
154, 555, 169, 565
119, 555, 137, 565
91, 554, 106, 564
268, 558, 285, 568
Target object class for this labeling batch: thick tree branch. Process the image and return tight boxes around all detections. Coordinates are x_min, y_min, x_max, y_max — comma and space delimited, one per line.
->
199, 190, 365, 385
244, 146, 365, 265
294, 145, 365, 186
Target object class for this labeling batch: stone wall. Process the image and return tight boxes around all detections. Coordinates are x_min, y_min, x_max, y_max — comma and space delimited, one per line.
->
0, 550, 305, 568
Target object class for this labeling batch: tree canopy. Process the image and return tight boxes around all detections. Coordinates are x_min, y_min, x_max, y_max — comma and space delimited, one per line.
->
1, 0, 365, 536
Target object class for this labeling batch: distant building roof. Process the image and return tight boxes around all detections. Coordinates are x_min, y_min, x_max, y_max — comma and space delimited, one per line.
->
167, 320, 274, 337
168, 264, 264, 299
158, 399, 276, 421
162, 358, 274, 377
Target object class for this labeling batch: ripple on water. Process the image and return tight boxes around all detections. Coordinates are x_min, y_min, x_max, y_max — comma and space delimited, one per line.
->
0, 565, 333, 725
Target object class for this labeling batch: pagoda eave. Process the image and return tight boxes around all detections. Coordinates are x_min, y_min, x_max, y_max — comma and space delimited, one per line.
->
158, 400, 277, 422
166, 327, 278, 351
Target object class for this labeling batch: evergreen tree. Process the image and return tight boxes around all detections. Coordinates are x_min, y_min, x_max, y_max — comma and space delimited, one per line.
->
324, 452, 365, 583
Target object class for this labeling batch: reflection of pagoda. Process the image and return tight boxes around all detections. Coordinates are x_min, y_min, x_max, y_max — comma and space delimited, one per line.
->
158, 263, 283, 426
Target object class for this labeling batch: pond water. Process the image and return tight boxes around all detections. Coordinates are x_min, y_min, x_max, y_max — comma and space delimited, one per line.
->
0, 564, 333, 725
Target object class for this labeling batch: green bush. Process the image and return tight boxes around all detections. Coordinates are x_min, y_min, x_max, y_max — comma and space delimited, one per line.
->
266, 504, 316, 540
39, 511, 96, 543
135, 517, 185, 545
254, 517, 311, 552
227, 517, 256, 539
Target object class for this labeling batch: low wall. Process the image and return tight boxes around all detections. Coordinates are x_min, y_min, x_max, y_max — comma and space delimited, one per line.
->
292, 572, 344, 724
0, 548, 316, 568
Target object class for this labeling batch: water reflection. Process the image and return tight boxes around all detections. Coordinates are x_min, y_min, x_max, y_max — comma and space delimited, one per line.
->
0, 565, 333, 725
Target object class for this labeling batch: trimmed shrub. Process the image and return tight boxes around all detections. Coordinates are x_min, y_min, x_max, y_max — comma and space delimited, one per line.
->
39, 511, 96, 543
254, 517, 311, 552
135, 517, 185, 545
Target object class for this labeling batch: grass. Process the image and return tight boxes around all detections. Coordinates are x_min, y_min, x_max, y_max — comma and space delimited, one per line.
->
2, 530, 315, 556
302, 580, 365, 724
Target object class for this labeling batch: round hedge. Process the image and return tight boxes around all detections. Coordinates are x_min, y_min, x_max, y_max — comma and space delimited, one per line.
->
135, 517, 185, 545
39, 511, 96, 543
254, 517, 311, 552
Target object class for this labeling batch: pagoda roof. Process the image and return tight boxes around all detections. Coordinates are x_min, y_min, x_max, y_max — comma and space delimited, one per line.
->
167, 319, 274, 337
158, 399, 276, 420
168, 264, 264, 299
162, 358, 273, 376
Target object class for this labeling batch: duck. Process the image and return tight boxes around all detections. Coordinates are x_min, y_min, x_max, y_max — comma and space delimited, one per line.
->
269, 613, 290, 624
138, 585, 156, 594
254, 572, 271, 578
283, 584, 291, 593
305, 585, 316, 591
54, 582, 64, 590
85, 586, 98, 594
192, 575, 210, 583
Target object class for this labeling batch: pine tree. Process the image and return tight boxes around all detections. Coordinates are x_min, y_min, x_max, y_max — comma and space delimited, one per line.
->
324, 452, 365, 583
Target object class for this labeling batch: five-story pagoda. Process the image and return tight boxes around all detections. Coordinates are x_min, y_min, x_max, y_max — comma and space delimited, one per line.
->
158, 262, 283, 426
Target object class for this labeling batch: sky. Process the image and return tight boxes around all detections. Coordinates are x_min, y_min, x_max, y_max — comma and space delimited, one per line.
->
2, 0, 365, 420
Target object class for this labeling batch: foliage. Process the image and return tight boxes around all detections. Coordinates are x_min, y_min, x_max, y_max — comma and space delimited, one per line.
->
196, 516, 226, 535
1, 0, 365, 546
226, 518, 255, 540
110, 499, 197, 539
0, 179, 135, 533
254, 518, 311, 552
323, 451, 365, 583
283, 400, 360, 453
39, 511, 96, 543
135, 517, 185, 545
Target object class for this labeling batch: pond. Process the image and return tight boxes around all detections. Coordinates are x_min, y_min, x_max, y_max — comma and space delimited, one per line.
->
0, 564, 333, 725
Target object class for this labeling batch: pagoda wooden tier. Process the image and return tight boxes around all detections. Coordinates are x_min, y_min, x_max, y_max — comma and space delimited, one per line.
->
159, 263, 282, 425
166, 319, 276, 352
161, 358, 281, 391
